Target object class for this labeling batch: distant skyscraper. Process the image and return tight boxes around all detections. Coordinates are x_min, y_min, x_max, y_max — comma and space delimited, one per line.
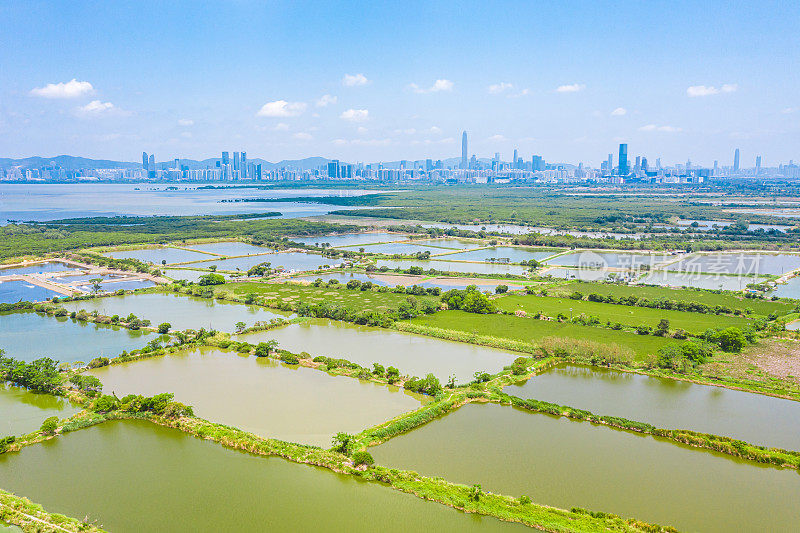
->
713, 160, 719, 175
241, 152, 247, 180
607, 154, 613, 174
641, 158, 648, 173
148, 154, 154, 169
618, 144, 628, 175
174, 158, 179, 169
142, 152, 148, 171
755, 155, 762, 175
733, 148, 740, 172
635, 155, 641, 171
513, 149, 518, 168
461, 131, 468, 169
222, 151, 230, 165
233, 152, 240, 174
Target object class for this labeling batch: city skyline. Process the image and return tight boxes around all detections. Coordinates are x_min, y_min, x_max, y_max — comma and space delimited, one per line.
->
1, 1, 798, 165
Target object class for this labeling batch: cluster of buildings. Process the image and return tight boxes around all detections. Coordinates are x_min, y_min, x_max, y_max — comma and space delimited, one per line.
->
3, 135, 798, 184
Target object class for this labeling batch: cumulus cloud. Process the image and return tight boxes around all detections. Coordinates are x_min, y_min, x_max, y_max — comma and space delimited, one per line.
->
686, 84, 737, 97
76, 100, 118, 116
178, 118, 194, 126
638, 124, 682, 132
273, 122, 290, 131
428, 126, 442, 134
256, 100, 307, 117
410, 79, 454, 93
342, 73, 368, 86
31, 79, 94, 99
316, 94, 337, 107
611, 107, 627, 116
488, 82, 513, 94
293, 132, 313, 140
340, 108, 369, 122
556, 83, 585, 93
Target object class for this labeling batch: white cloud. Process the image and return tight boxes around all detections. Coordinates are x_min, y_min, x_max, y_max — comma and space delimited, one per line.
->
342, 73, 368, 86
394, 128, 416, 135
273, 122, 290, 131
178, 118, 194, 126
316, 94, 337, 107
256, 100, 307, 117
781, 107, 798, 114
76, 100, 117, 116
686, 84, 738, 97
357, 126, 368, 134
509, 88, 530, 98
340, 108, 369, 122
293, 132, 313, 140
31, 79, 94, 99
638, 124, 682, 132
611, 107, 627, 116
487, 134, 507, 142
488, 82, 513, 94
331, 138, 348, 145
180, 131, 192, 139
556, 83, 585, 93
410, 79, 454, 93
428, 126, 442, 134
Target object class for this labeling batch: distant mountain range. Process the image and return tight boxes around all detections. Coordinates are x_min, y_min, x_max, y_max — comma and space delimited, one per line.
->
0, 155, 334, 171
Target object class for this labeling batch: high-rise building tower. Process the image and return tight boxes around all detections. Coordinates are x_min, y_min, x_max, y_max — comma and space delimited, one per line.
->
222, 152, 230, 165
148, 154, 154, 168
607, 154, 613, 174
241, 152, 247, 180
755, 155, 762, 175
513, 149, 518, 168
142, 152, 148, 171
618, 144, 628, 175
733, 148, 740, 172
461, 131, 468, 169
233, 152, 240, 172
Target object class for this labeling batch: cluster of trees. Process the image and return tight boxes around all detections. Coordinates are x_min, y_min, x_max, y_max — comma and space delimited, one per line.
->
403, 373, 442, 395
246, 262, 272, 277
580, 291, 747, 316
702, 326, 753, 352
294, 301, 396, 327
93, 392, 193, 418
68, 374, 103, 395
0, 354, 61, 394
441, 286, 496, 314
656, 340, 715, 372
198, 273, 226, 286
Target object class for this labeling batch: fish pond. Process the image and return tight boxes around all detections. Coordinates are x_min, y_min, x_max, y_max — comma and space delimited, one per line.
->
240, 318, 518, 383
292, 232, 408, 247
103, 246, 213, 265
58, 292, 292, 332
377, 259, 527, 276
185, 251, 339, 272
88, 347, 424, 447
666, 253, 800, 276
505, 363, 800, 450
0, 310, 155, 363
0, 383, 81, 437
370, 403, 800, 533
0, 419, 517, 532
442, 247, 561, 263
181, 241, 275, 256
0, 280, 62, 304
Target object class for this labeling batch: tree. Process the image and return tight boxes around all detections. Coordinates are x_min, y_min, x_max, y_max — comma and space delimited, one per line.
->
332, 432, 354, 453
157, 322, 171, 334
351, 451, 374, 466
40, 416, 58, 435
495, 284, 509, 294
254, 340, 278, 357
90, 278, 103, 293
235, 321, 247, 333
654, 319, 670, 337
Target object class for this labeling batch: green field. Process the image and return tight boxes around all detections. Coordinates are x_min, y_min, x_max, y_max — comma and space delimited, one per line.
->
406, 310, 674, 360
222, 281, 438, 314
546, 281, 794, 316
493, 294, 752, 334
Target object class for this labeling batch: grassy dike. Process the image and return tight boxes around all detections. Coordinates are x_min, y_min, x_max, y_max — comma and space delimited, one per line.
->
0, 490, 107, 533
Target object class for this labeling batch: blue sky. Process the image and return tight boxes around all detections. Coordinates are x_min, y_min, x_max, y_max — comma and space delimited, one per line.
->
1, 0, 798, 166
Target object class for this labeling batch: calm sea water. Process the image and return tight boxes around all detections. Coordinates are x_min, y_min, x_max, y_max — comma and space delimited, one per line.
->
0, 183, 374, 223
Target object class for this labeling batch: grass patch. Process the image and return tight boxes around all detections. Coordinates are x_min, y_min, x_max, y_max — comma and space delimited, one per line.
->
407, 311, 673, 360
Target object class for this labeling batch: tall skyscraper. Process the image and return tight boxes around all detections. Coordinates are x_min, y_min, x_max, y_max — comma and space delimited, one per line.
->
233, 152, 240, 172
618, 143, 628, 175
461, 131, 468, 169
148, 154, 154, 168
142, 152, 148, 170
513, 149, 518, 168
733, 148, 740, 172
241, 152, 247, 180
222, 151, 230, 165
755, 155, 762, 175
607, 154, 613, 174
